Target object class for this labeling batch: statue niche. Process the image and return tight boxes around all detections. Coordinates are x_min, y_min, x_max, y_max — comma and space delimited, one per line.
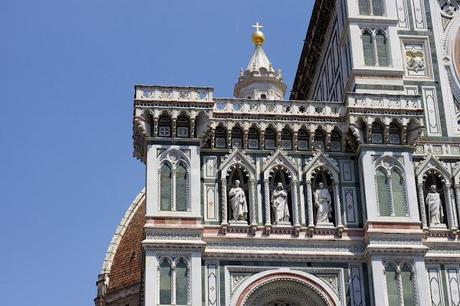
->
227, 165, 249, 224
270, 170, 292, 225
312, 170, 335, 227
424, 173, 447, 227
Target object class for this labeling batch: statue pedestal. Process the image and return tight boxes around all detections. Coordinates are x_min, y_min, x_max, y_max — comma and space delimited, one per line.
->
229, 220, 248, 226
273, 221, 291, 227
316, 222, 334, 228
430, 223, 447, 229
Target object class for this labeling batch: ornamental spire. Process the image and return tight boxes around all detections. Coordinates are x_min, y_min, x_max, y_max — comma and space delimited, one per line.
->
233, 23, 286, 100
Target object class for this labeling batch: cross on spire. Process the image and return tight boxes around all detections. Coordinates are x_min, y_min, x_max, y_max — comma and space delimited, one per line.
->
252, 22, 263, 32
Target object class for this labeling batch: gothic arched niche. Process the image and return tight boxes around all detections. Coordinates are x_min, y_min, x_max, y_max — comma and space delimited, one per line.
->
227, 165, 250, 222
269, 167, 293, 225
423, 170, 448, 226
311, 168, 335, 226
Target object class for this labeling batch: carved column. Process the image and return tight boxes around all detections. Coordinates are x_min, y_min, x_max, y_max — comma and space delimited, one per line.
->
221, 179, 228, 225
210, 127, 215, 148
325, 132, 331, 151
292, 180, 300, 227
227, 130, 232, 149
172, 117, 177, 138
383, 124, 389, 144
309, 131, 315, 150
306, 180, 314, 228
190, 118, 195, 138
276, 130, 281, 147
171, 264, 177, 305
243, 129, 249, 150
153, 117, 159, 137
445, 183, 456, 230
401, 125, 407, 145
417, 182, 428, 229
260, 130, 265, 150
293, 131, 298, 151
455, 184, 460, 228
333, 182, 343, 229
264, 179, 271, 226
249, 179, 257, 226
171, 168, 177, 211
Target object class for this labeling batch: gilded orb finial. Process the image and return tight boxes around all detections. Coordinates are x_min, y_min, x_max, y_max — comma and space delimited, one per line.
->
251, 22, 265, 46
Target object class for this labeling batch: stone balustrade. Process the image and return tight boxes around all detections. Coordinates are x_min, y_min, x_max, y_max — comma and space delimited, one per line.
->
347, 93, 422, 110
135, 85, 214, 102
213, 98, 345, 117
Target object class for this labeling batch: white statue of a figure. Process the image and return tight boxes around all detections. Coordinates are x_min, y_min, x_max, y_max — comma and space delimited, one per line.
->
314, 182, 332, 225
229, 179, 248, 221
426, 184, 443, 226
271, 182, 290, 224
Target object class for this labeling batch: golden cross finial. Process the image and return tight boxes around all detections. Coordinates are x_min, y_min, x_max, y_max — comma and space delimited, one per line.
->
252, 22, 263, 32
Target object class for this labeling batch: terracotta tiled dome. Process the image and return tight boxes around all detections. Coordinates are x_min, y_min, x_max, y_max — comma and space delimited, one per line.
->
95, 190, 145, 306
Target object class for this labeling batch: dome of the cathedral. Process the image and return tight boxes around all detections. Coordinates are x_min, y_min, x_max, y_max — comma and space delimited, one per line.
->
95, 190, 145, 306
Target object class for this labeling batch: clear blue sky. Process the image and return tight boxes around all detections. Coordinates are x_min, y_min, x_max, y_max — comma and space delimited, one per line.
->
0, 1, 312, 305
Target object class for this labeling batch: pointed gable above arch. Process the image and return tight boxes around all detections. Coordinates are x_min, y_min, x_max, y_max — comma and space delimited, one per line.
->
304, 152, 339, 181
415, 154, 451, 181
219, 147, 256, 179
262, 148, 298, 180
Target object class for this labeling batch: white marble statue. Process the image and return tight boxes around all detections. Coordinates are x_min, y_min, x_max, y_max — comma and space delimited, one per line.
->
271, 182, 290, 225
426, 184, 443, 226
314, 182, 332, 225
229, 179, 248, 221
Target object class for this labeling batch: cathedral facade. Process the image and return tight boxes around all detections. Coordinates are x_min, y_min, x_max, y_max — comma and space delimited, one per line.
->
95, 1, 460, 305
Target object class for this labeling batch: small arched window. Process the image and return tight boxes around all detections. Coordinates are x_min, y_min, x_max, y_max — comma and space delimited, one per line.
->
362, 30, 375, 66
175, 163, 187, 211
298, 129, 309, 151
176, 116, 190, 138
385, 263, 399, 306
330, 131, 342, 152
401, 264, 416, 306
158, 116, 172, 137
371, 122, 383, 144
248, 128, 259, 149
159, 260, 172, 304
388, 123, 401, 144
281, 129, 293, 150
359, 0, 384, 16
391, 170, 407, 216
160, 163, 172, 211
376, 169, 391, 216
314, 129, 326, 151
265, 128, 276, 150
176, 259, 188, 305
376, 31, 388, 66
231, 127, 243, 149
260, 93, 267, 99
215, 127, 227, 148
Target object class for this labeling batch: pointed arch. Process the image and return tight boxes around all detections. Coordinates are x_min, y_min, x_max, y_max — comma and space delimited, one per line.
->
262, 148, 298, 181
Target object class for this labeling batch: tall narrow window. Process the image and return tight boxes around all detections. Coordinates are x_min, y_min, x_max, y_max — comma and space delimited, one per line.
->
265, 128, 276, 150
385, 264, 399, 306
158, 116, 172, 137
176, 116, 190, 138
176, 163, 187, 211
391, 171, 407, 216
362, 31, 375, 66
281, 129, 292, 150
376, 31, 389, 66
215, 127, 227, 148
231, 127, 243, 149
159, 260, 172, 304
314, 130, 326, 151
371, 122, 383, 144
330, 131, 342, 152
401, 264, 416, 306
372, 0, 383, 15
376, 169, 391, 216
160, 164, 172, 211
298, 130, 309, 151
176, 259, 188, 305
359, 0, 370, 15
389, 123, 401, 144
248, 128, 259, 149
